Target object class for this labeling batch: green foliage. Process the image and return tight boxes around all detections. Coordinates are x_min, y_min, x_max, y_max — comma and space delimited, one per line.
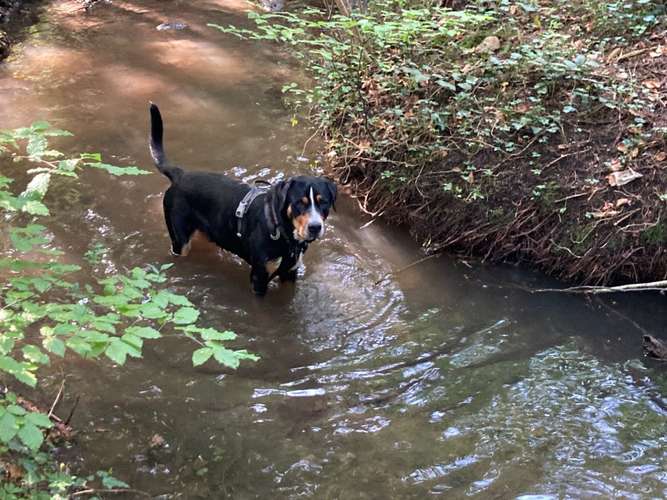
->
211, 0, 665, 203
0, 121, 258, 496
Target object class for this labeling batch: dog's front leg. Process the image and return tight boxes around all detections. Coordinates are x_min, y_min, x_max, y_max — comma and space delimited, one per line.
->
250, 265, 270, 296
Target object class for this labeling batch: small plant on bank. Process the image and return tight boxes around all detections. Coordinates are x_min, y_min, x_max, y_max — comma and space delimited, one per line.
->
0, 122, 258, 497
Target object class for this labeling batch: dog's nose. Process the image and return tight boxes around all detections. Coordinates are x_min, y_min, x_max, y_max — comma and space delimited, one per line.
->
308, 222, 322, 236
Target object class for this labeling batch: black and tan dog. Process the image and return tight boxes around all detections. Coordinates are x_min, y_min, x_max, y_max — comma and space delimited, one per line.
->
148, 103, 336, 295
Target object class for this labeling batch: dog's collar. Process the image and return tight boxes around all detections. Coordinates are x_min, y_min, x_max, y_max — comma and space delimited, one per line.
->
236, 181, 272, 238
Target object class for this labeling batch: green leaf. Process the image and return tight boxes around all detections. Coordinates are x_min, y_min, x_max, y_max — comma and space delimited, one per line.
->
85, 162, 150, 176
139, 302, 168, 319
27, 135, 47, 159
173, 307, 199, 325
7, 405, 26, 416
105, 340, 128, 365
212, 346, 240, 369
200, 329, 236, 341
192, 347, 213, 367
79, 152, 101, 161
21, 173, 51, 200
22, 345, 50, 365
99, 472, 129, 489
0, 356, 37, 387
18, 422, 44, 451
125, 326, 161, 339
25, 412, 53, 429
22, 200, 50, 216
121, 333, 143, 350
0, 412, 18, 443
43, 337, 65, 357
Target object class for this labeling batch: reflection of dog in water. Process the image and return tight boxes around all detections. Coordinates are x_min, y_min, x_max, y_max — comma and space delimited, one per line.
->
148, 103, 337, 296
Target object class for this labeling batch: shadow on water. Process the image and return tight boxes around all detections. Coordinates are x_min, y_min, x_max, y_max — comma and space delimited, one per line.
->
1, 0, 666, 498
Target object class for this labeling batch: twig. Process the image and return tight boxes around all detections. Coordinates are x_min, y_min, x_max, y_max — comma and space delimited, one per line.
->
71, 488, 152, 497
64, 395, 80, 426
374, 254, 440, 286
531, 280, 667, 294
616, 46, 656, 62
48, 380, 65, 418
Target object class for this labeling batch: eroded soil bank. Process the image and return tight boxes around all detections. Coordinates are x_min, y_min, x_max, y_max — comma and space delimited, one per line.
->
287, 1, 667, 286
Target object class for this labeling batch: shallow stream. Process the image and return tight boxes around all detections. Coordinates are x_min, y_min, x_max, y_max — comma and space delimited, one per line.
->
1, 1, 666, 497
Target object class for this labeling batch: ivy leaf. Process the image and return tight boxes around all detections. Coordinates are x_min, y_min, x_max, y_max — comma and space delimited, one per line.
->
18, 422, 44, 451
192, 347, 213, 367
173, 307, 199, 325
0, 412, 18, 443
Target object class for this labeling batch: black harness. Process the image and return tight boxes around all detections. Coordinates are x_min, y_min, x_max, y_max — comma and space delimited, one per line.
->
235, 180, 279, 240
235, 180, 309, 281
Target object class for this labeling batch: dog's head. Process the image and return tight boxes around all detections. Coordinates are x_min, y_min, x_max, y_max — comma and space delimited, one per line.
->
266, 176, 337, 243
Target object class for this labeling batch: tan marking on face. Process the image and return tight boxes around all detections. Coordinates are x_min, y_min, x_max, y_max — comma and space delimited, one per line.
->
301, 196, 309, 205
316, 194, 322, 203
265, 257, 282, 275
293, 213, 311, 240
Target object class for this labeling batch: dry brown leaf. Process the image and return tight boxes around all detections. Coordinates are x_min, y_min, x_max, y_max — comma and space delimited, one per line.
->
609, 158, 623, 171
475, 36, 500, 53
607, 169, 643, 187
616, 197, 632, 207
515, 103, 531, 113
642, 79, 661, 89
654, 151, 667, 162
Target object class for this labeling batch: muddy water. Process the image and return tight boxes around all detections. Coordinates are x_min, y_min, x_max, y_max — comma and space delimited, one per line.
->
1, 1, 666, 498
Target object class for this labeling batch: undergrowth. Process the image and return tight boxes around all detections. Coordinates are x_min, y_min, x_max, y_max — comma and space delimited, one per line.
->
212, 0, 667, 284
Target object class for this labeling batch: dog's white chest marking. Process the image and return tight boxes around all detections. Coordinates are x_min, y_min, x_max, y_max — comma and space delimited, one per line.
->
266, 257, 282, 275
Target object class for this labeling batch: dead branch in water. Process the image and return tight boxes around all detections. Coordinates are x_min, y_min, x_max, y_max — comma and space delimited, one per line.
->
374, 253, 440, 286
531, 280, 667, 294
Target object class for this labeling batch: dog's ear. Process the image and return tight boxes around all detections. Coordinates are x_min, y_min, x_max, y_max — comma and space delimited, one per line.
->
265, 179, 292, 231
325, 179, 337, 211
275, 179, 292, 215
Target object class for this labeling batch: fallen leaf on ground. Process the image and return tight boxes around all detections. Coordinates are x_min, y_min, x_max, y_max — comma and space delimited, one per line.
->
475, 36, 500, 53
607, 169, 643, 187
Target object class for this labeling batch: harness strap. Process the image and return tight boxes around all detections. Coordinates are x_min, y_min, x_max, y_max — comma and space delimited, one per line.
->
236, 182, 271, 238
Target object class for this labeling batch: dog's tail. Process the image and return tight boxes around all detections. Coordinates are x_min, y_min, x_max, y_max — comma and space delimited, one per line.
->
149, 102, 183, 183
